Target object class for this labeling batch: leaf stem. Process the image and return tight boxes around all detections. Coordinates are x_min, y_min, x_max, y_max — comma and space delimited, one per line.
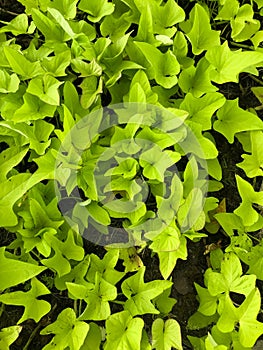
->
111, 300, 125, 305
249, 75, 263, 86
22, 322, 43, 350
229, 41, 254, 50
0, 8, 21, 16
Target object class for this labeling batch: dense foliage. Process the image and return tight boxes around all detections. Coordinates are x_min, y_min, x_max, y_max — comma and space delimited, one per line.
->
0, 0, 263, 349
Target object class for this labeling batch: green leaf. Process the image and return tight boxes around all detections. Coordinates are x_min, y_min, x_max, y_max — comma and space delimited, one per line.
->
0, 247, 46, 291
80, 76, 103, 109
237, 131, 263, 177
217, 289, 263, 348
157, 235, 188, 279
4, 47, 44, 79
152, 318, 182, 350
178, 58, 218, 98
234, 175, 263, 226
41, 308, 89, 350
104, 311, 144, 350
0, 14, 28, 35
214, 99, 263, 143
117, 247, 144, 273
71, 58, 102, 77
206, 252, 256, 297
47, 7, 75, 38
134, 42, 180, 89
0, 69, 20, 93
254, 0, 263, 8
0, 146, 28, 182
103, 197, 147, 224
214, 213, 244, 237
185, 4, 220, 55
100, 9, 131, 40
206, 41, 263, 84
151, 0, 185, 34
139, 146, 180, 182
86, 250, 125, 285
55, 255, 90, 291
77, 273, 117, 321
246, 243, 263, 280
49, 0, 78, 19
41, 230, 84, 277
230, 4, 260, 42
0, 173, 39, 227
42, 49, 71, 77
12, 93, 56, 122
27, 74, 63, 105
0, 278, 51, 323
16, 0, 50, 14
216, 0, 239, 20
80, 323, 102, 350
78, 0, 115, 22
135, 3, 155, 45
86, 201, 111, 226
121, 266, 172, 315
173, 31, 193, 68
188, 312, 219, 330
141, 330, 151, 350
31, 8, 66, 42
180, 92, 225, 131
105, 60, 144, 87
0, 326, 22, 350
28, 120, 54, 155
149, 225, 181, 253
106, 158, 139, 180
176, 121, 218, 159
124, 70, 158, 104
195, 283, 218, 316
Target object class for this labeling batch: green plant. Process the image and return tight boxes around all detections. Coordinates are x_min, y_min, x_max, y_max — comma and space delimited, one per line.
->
0, 0, 263, 348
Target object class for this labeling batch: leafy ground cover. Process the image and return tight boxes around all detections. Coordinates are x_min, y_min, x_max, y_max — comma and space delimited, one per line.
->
0, 0, 263, 349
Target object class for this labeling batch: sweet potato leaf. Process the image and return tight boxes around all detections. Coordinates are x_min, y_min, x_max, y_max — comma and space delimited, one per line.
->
79, 323, 102, 350
78, 0, 115, 22
0, 326, 22, 350
41, 230, 84, 277
0, 247, 46, 291
180, 92, 225, 131
237, 131, 263, 177
0, 146, 28, 182
134, 42, 180, 88
104, 311, 144, 350
41, 308, 89, 350
49, 0, 78, 19
13, 93, 56, 122
0, 278, 51, 323
206, 252, 256, 296
31, 8, 66, 42
4, 47, 44, 79
157, 235, 188, 280
27, 74, 63, 105
121, 266, 172, 315
217, 289, 263, 348
68, 272, 117, 321
0, 69, 20, 93
152, 318, 182, 350
185, 4, 220, 55
234, 175, 263, 226
206, 42, 263, 84
214, 99, 263, 143
0, 14, 28, 35
230, 4, 260, 42
178, 58, 218, 98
